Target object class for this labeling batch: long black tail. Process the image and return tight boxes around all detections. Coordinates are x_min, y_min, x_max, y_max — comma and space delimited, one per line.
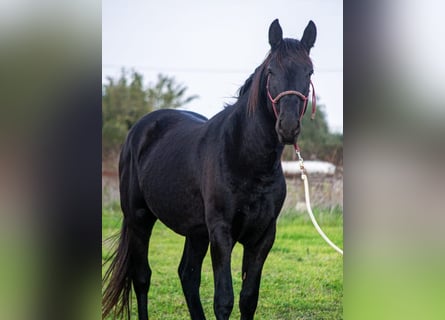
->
102, 220, 132, 319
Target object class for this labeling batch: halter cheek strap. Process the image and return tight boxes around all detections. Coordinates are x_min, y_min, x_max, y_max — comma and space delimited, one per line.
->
266, 74, 316, 120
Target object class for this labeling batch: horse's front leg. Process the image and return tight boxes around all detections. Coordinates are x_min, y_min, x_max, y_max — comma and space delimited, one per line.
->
209, 222, 235, 320
239, 221, 276, 320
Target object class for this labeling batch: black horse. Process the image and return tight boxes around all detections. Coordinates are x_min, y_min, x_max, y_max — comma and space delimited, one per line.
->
103, 19, 316, 320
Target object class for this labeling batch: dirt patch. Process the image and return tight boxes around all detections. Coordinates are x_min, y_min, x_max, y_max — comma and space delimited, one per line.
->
102, 169, 119, 206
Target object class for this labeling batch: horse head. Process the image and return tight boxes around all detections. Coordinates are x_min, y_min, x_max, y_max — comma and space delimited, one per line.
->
265, 19, 317, 144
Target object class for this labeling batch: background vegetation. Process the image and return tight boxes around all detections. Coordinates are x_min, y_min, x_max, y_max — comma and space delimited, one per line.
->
102, 69, 198, 153
102, 70, 342, 164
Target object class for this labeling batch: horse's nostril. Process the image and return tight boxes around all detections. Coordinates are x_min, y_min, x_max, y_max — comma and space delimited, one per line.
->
277, 122, 300, 136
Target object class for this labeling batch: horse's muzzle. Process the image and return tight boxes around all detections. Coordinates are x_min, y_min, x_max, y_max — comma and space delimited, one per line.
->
276, 123, 300, 145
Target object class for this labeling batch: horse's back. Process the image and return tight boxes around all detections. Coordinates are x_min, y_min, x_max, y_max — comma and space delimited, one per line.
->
126, 109, 206, 147
120, 109, 209, 235
121, 109, 206, 165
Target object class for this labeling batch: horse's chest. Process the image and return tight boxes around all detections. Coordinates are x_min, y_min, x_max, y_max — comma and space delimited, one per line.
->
232, 175, 285, 210
231, 191, 279, 244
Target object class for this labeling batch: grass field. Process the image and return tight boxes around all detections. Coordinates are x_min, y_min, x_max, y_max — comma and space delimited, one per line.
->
102, 206, 343, 320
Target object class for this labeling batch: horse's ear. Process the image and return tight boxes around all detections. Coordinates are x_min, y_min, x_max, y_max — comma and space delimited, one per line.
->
269, 19, 283, 50
301, 20, 317, 53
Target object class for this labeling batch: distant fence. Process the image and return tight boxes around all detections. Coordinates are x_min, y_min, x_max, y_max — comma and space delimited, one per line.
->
281, 160, 342, 211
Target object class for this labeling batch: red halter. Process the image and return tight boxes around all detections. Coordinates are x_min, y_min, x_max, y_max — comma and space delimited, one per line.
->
266, 73, 316, 121
266, 73, 316, 152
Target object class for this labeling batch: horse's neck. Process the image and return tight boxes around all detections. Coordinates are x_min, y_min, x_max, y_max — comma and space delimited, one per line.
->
224, 101, 283, 173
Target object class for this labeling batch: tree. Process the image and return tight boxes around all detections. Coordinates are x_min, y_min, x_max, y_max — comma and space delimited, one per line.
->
102, 69, 198, 153
148, 74, 199, 110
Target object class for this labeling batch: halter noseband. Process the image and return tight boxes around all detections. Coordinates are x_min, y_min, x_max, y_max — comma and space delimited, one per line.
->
266, 73, 316, 121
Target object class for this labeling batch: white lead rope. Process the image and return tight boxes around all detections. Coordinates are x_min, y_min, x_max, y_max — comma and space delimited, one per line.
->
296, 150, 343, 255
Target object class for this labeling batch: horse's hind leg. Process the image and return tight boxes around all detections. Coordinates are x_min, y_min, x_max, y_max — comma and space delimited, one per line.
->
178, 234, 209, 320
126, 207, 157, 320
131, 209, 156, 320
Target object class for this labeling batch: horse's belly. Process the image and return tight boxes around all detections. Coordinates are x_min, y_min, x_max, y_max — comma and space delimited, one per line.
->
142, 175, 206, 236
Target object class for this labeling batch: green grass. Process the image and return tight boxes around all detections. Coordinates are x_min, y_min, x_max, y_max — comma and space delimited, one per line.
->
103, 206, 343, 319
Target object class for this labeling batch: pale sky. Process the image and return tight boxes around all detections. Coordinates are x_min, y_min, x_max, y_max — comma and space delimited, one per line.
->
103, 0, 343, 133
